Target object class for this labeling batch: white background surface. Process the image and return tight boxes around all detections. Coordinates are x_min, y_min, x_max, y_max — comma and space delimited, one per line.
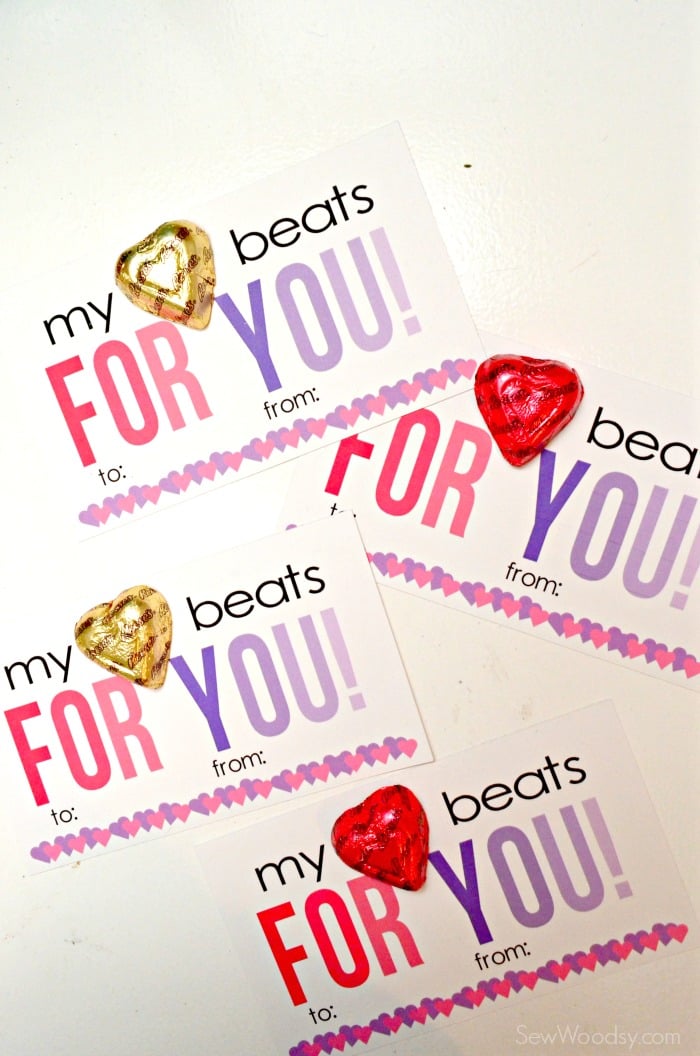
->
1, 3, 698, 1054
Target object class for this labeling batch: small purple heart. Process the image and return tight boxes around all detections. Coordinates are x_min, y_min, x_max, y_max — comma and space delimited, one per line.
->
239, 441, 263, 462
158, 802, 177, 825
325, 409, 349, 430
643, 639, 660, 664
578, 618, 593, 643
357, 743, 379, 766
370, 551, 390, 576
592, 942, 616, 965
313, 1032, 337, 1054
265, 429, 286, 453
189, 797, 209, 816
383, 737, 401, 759
109, 820, 129, 840
104, 496, 124, 518
419, 998, 439, 1020
537, 962, 559, 984
411, 370, 432, 393
607, 626, 628, 655
672, 647, 687, 672
292, 418, 313, 442
128, 485, 149, 509
451, 989, 474, 1009
652, 923, 672, 945
80, 826, 99, 847
429, 565, 445, 590
379, 383, 407, 408
460, 581, 476, 604
440, 359, 463, 383
490, 586, 504, 611
323, 753, 350, 778
563, 951, 585, 974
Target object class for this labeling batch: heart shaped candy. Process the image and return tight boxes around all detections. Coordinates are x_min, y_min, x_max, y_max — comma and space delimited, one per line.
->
115, 221, 216, 329
474, 354, 584, 466
331, 785, 429, 891
74, 585, 172, 689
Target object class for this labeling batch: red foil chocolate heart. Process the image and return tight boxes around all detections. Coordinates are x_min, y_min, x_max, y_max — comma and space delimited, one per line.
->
331, 785, 429, 891
474, 354, 584, 466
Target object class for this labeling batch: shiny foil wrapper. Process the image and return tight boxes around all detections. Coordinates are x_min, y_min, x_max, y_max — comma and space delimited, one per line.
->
332, 785, 430, 891
74, 585, 172, 689
115, 220, 216, 329
474, 353, 584, 466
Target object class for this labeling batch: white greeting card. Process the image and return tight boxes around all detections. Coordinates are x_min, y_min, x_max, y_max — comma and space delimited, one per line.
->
4, 124, 480, 537
0, 515, 431, 871
197, 702, 696, 1055
281, 335, 699, 687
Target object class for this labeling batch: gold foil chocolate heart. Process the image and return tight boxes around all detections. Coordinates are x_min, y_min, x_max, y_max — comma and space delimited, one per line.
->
115, 221, 216, 329
74, 586, 172, 689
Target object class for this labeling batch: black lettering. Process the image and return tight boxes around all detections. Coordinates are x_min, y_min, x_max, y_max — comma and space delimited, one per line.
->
186, 596, 222, 630
43, 305, 92, 345
304, 566, 326, 594
512, 768, 549, 800
229, 227, 268, 265
4, 655, 51, 690
223, 590, 255, 618
481, 783, 513, 811
660, 441, 697, 475
351, 183, 374, 214
269, 217, 300, 248
586, 406, 624, 450
442, 790, 480, 825
301, 201, 336, 234
625, 430, 659, 460
563, 755, 587, 784
255, 854, 305, 892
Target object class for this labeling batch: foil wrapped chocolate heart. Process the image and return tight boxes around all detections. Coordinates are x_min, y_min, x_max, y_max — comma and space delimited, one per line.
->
474, 354, 584, 466
115, 220, 216, 329
74, 585, 172, 689
331, 785, 429, 891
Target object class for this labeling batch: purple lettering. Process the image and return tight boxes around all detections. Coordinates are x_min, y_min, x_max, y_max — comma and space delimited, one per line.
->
170, 647, 229, 750
523, 451, 590, 561
488, 825, 554, 927
533, 806, 604, 911
275, 263, 342, 371
428, 839, 494, 943
570, 471, 636, 581
623, 489, 697, 598
215, 281, 281, 392
228, 634, 290, 736
272, 616, 338, 723
320, 237, 392, 351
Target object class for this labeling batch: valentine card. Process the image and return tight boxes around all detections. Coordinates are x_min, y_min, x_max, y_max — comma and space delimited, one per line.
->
0, 514, 431, 872
196, 702, 696, 1055
3, 124, 480, 538
280, 334, 699, 687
